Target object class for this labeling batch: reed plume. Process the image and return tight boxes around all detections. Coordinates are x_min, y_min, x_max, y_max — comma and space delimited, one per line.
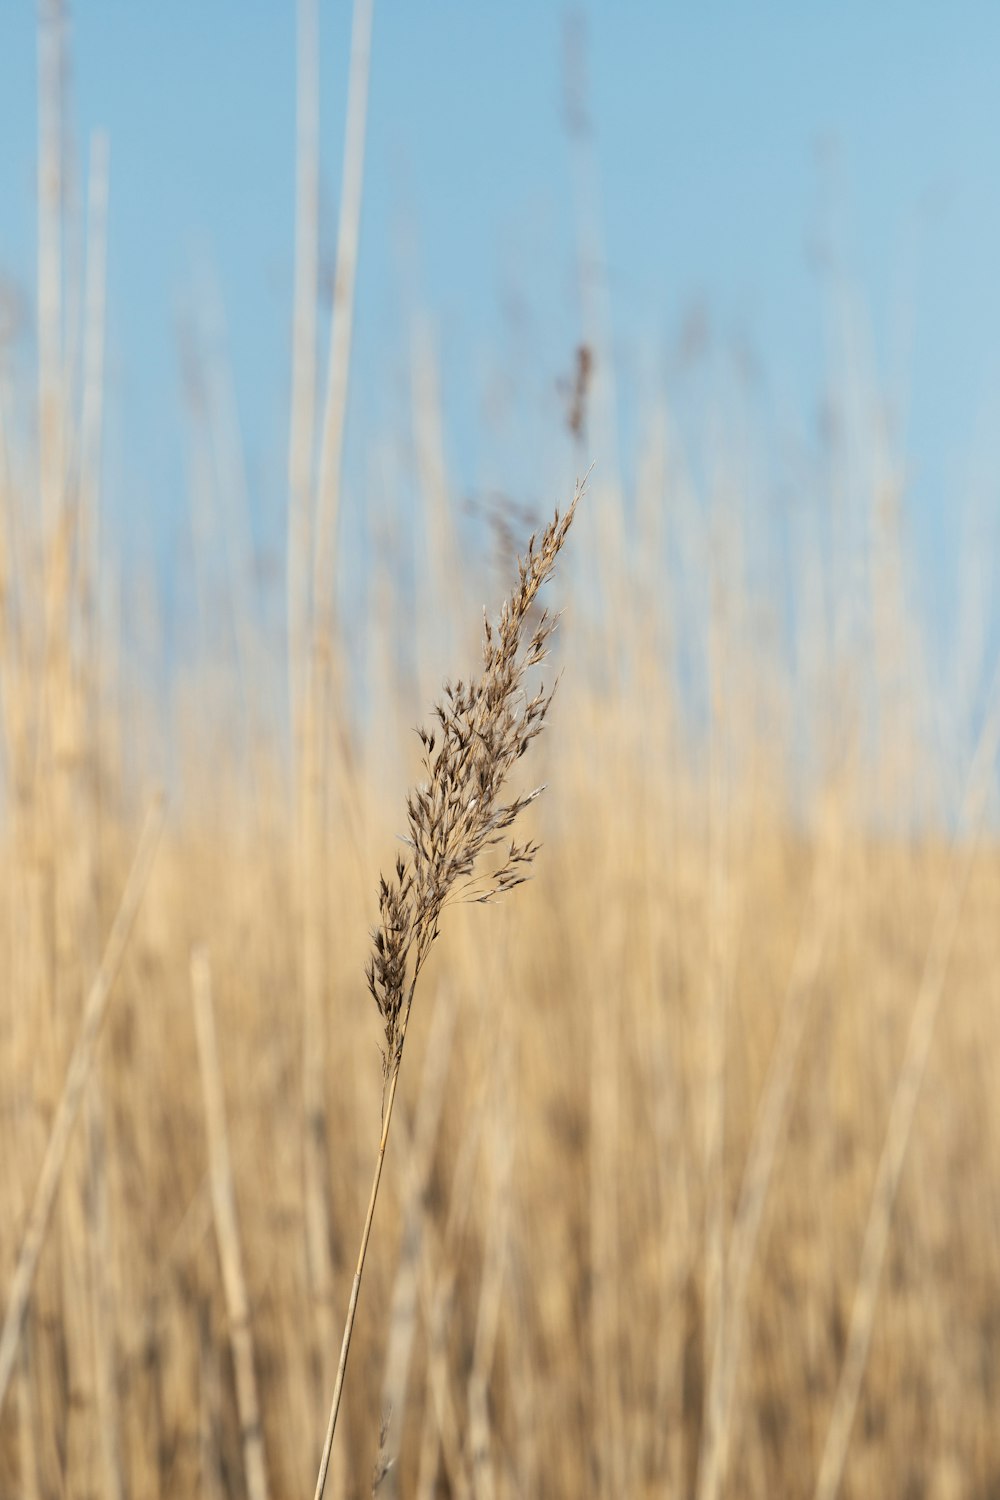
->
312, 481, 583, 1499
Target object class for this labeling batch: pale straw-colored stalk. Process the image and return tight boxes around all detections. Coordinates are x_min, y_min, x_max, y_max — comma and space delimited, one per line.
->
311, 0, 374, 634
287, 0, 319, 750
0, 796, 165, 1419
191, 945, 271, 1500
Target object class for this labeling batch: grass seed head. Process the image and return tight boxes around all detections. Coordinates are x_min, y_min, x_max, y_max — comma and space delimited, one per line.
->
365, 481, 584, 1082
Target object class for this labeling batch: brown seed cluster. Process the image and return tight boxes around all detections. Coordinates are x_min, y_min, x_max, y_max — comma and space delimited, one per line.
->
366, 486, 583, 1085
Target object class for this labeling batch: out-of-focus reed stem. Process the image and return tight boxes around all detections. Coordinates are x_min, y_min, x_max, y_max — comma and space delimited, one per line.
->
0, 796, 165, 1420
191, 945, 271, 1500
287, 0, 318, 755
311, 0, 374, 639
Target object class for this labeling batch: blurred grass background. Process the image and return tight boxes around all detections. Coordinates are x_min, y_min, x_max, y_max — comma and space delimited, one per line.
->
2, 4, 999, 1498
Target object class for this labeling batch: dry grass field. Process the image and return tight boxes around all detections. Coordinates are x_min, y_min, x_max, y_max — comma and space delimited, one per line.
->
2, 6, 1000, 1499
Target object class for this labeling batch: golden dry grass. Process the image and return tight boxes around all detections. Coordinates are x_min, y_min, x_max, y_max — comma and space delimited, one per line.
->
2, 6, 1000, 1499
2, 547, 1000, 1499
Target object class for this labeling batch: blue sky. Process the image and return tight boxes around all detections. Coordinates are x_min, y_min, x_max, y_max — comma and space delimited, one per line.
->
1, 3, 999, 667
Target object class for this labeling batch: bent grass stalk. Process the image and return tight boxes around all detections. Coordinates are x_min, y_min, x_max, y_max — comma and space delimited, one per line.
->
311, 484, 583, 1500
